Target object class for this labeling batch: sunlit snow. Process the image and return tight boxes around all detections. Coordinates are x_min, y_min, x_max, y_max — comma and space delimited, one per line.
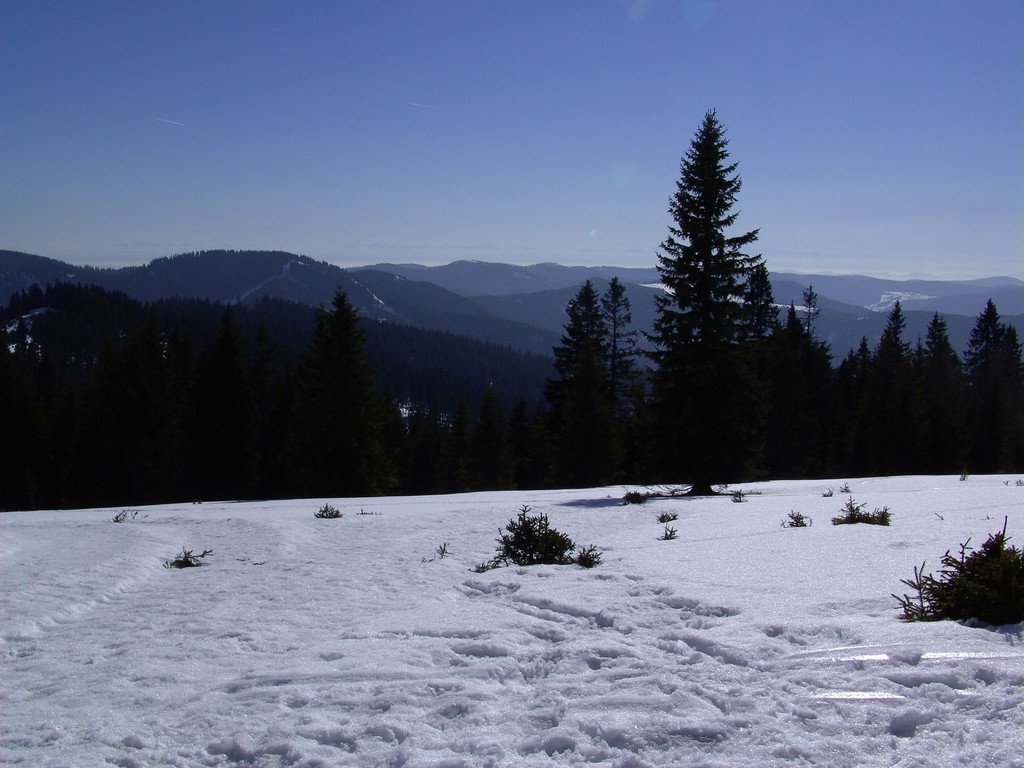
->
2, 476, 1022, 767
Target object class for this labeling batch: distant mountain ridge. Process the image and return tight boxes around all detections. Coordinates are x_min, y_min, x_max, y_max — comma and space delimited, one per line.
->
359, 260, 662, 296
0, 250, 561, 355
3, 249, 1021, 360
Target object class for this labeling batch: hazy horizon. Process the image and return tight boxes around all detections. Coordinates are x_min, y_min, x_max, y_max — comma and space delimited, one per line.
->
8, 248, 1021, 284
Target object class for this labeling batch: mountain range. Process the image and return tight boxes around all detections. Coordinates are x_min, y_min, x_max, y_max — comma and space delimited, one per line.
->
3, 249, 1022, 361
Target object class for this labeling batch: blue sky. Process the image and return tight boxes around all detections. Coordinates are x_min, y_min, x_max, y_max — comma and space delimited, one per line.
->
2, 0, 1021, 278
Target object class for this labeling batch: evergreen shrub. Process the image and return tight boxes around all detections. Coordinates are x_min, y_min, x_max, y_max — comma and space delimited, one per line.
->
831, 497, 890, 526
315, 503, 343, 519
783, 511, 811, 528
575, 545, 603, 569
894, 519, 1024, 626
475, 505, 601, 571
164, 548, 212, 569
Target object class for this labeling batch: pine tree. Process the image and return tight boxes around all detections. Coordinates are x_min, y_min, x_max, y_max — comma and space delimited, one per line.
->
546, 281, 617, 486
763, 304, 831, 477
551, 281, 608, 387
648, 110, 765, 494
867, 301, 922, 474
289, 290, 393, 496
470, 385, 514, 490
963, 300, 1024, 471
745, 262, 778, 341
801, 285, 820, 339
828, 337, 872, 476
600, 277, 641, 417
121, 309, 188, 504
194, 307, 254, 500
249, 321, 290, 499
916, 313, 966, 473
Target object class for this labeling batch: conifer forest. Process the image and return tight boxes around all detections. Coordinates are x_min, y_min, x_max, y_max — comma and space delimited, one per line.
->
2, 113, 1021, 511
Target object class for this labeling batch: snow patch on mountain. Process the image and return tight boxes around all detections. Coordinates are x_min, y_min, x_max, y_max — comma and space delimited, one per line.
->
867, 291, 936, 313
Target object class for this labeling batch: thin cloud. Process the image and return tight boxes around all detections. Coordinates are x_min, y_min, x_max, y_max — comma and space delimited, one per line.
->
152, 117, 186, 126
408, 102, 437, 110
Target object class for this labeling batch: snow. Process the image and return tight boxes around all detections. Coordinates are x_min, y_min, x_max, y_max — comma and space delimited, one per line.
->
2, 475, 1022, 767
865, 292, 935, 313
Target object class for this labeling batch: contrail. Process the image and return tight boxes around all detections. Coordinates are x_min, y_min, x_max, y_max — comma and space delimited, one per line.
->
152, 117, 186, 126
409, 102, 437, 110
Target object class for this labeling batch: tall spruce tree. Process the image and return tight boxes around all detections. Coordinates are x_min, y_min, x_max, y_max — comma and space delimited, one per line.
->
829, 338, 872, 476
601, 277, 641, 417
648, 110, 765, 494
121, 309, 188, 504
289, 290, 394, 496
763, 304, 831, 478
744, 262, 778, 342
916, 313, 966, 473
249, 321, 290, 499
546, 280, 617, 486
801, 285, 820, 339
867, 301, 921, 474
963, 300, 1024, 471
194, 306, 254, 500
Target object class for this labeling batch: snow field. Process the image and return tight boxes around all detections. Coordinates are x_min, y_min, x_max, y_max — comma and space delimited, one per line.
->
1, 476, 1023, 767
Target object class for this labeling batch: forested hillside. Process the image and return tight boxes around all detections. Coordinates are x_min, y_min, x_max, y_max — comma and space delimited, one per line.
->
0, 283, 553, 509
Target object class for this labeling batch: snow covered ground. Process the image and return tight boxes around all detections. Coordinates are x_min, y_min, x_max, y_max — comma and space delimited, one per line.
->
2, 475, 1022, 767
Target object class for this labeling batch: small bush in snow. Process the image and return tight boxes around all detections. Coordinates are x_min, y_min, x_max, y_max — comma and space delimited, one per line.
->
659, 525, 678, 541
657, 511, 679, 524
831, 497, 890, 526
782, 511, 811, 528
110, 508, 140, 523
475, 506, 601, 571
822, 488, 834, 498
838, 482, 851, 494
894, 518, 1024, 626
730, 489, 747, 503
164, 548, 212, 569
623, 490, 648, 505
575, 545, 603, 569
315, 503, 343, 519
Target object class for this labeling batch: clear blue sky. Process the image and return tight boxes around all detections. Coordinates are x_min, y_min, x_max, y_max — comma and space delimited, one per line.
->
2, 0, 1021, 278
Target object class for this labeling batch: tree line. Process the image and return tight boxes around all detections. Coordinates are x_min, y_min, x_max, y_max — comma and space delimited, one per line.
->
2, 111, 1021, 510
1, 274, 1020, 512
0, 283, 555, 509
541, 112, 1022, 492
